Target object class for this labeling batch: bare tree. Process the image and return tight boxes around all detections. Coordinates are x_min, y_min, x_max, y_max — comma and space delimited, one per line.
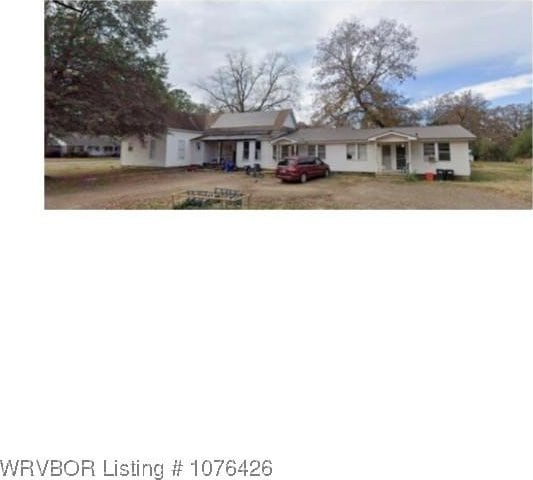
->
312, 17, 418, 127
196, 50, 300, 112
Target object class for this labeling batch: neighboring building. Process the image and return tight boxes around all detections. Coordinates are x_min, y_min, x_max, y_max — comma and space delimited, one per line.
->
46, 134, 121, 157
119, 110, 475, 177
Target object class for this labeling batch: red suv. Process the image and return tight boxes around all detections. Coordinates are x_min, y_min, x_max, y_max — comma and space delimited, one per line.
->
275, 156, 330, 183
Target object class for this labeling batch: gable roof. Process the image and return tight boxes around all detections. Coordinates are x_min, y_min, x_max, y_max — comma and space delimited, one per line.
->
166, 111, 216, 131
192, 109, 297, 140
273, 125, 476, 143
209, 110, 294, 130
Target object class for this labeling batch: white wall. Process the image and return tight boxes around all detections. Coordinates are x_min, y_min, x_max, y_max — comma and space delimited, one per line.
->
409, 141, 471, 176
261, 141, 276, 169
283, 114, 296, 129
165, 129, 203, 167
235, 140, 257, 168
324, 143, 378, 173
121, 135, 167, 167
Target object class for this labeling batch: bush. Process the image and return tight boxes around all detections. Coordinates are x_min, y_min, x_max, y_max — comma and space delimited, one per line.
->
477, 138, 512, 161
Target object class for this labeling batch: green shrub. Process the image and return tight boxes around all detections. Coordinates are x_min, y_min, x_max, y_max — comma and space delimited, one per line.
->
405, 172, 419, 182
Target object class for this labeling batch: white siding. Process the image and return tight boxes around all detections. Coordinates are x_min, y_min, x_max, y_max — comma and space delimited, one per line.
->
409, 141, 471, 176
235, 140, 257, 168
282, 114, 296, 129
165, 129, 203, 167
324, 143, 378, 173
261, 141, 276, 169
120, 135, 166, 167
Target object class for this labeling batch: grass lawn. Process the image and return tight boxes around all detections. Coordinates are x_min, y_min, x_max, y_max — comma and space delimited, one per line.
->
470, 159, 532, 203
45, 157, 122, 177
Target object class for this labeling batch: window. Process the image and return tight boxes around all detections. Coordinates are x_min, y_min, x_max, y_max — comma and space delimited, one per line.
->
308, 144, 325, 159
423, 143, 435, 157
128, 143, 133, 152
243, 141, 249, 160
149, 139, 156, 159
347, 144, 366, 160
177, 140, 185, 160
272, 144, 278, 159
195, 142, 201, 151
281, 145, 290, 158
255, 141, 261, 160
438, 142, 450, 161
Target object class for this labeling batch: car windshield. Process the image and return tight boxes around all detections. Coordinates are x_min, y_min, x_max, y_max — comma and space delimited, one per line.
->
278, 158, 296, 166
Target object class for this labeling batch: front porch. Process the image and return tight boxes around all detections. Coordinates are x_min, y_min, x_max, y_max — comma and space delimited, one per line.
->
201, 139, 264, 168
369, 131, 417, 174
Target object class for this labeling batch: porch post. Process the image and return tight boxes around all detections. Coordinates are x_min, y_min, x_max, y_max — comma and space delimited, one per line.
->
408, 141, 412, 173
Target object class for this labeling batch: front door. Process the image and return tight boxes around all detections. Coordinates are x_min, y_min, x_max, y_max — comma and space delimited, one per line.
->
382, 145, 392, 170
396, 145, 407, 170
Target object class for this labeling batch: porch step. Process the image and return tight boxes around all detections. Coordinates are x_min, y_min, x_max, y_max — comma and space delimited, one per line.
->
377, 170, 405, 176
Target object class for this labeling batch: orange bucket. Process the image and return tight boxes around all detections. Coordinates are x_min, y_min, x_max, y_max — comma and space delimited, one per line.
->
425, 172, 434, 181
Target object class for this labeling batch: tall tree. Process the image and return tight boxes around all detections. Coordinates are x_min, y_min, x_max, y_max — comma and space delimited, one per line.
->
312, 17, 418, 127
488, 103, 532, 138
45, 0, 172, 138
168, 88, 209, 113
196, 50, 300, 112
421, 90, 490, 136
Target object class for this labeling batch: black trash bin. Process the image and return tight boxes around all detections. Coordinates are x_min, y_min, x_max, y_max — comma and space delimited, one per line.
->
446, 169, 455, 181
436, 168, 446, 181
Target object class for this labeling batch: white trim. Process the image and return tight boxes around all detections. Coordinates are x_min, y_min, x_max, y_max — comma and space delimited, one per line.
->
271, 136, 298, 144
368, 131, 417, 141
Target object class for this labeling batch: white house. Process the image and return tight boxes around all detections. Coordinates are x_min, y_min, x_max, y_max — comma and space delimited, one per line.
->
120, 110, 475, 177
271, 125, 476, 177
193, 110, 297, 169
120, 111, 211, 167
120, 110, 297, 169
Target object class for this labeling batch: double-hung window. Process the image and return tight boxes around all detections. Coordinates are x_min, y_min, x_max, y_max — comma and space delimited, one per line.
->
438, 142, 450, 161
308, 144, 326, 159
347, 144, 367, 160
424, 142, 450, 161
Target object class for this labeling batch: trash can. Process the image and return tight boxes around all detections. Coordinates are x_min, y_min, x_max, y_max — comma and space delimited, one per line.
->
425, 172, 434, 181
436, 169, 445, 181
446, 169, 455, 181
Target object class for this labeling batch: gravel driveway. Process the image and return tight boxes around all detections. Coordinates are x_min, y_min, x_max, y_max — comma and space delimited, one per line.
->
45, 169, 532, 210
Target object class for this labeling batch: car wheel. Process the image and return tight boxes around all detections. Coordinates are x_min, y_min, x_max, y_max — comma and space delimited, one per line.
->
324, 169, 330, 178
300, 173, 307, 183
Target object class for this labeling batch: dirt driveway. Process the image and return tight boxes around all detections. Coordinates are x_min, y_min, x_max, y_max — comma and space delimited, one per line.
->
45, 164, 531, 209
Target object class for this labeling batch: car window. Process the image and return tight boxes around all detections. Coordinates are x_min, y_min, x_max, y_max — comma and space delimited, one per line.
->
315, 158, 323, 165
278, 158, 289, 166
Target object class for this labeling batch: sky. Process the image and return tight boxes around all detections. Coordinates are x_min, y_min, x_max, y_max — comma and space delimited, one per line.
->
154, 0, 533, 122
